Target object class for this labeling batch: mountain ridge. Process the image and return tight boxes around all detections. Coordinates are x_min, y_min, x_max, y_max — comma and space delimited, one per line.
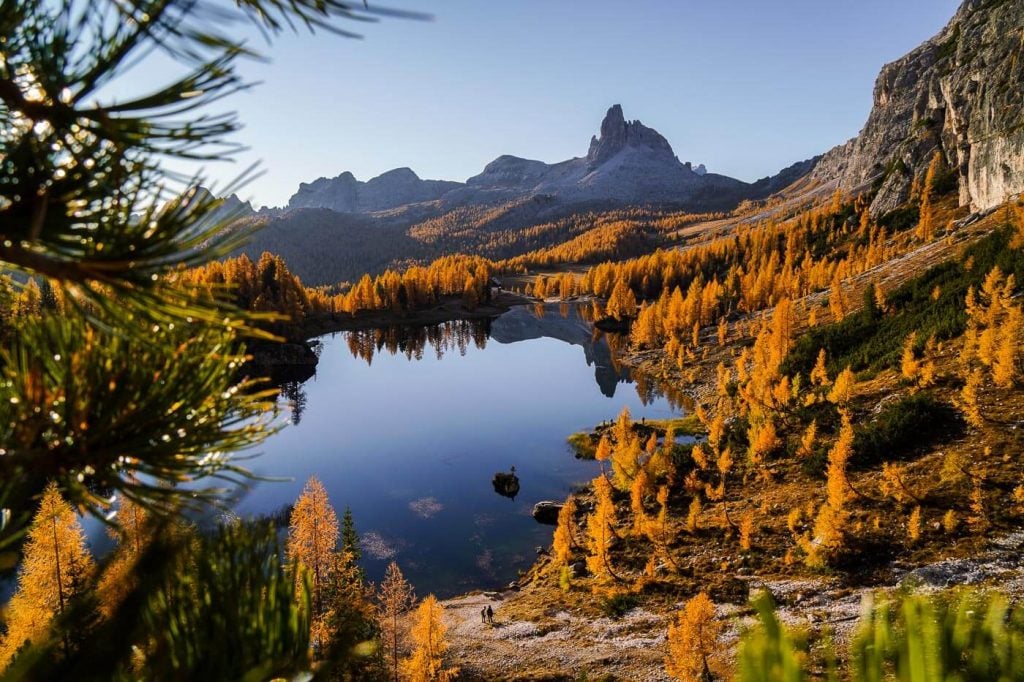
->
279, 104, 812, 216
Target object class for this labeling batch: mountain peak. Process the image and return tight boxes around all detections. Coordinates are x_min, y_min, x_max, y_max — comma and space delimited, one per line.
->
373, 167, 420, 182
586, 104, 676, 167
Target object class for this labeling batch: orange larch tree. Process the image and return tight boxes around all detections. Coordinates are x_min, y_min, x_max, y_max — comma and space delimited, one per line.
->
0, 482, 95, 667
401, 595, 458, 682
287, 476, 340, 645
377, 561, 416, 682
665, 591, 721, 682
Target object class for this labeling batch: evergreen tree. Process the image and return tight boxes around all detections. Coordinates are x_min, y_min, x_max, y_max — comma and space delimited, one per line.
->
341, 505, 364, 580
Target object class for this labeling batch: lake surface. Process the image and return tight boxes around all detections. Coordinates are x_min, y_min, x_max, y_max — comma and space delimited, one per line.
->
237, 304, 681, 597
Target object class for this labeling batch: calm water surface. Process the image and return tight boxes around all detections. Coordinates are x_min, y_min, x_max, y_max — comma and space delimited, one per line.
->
237, 304, 680, 597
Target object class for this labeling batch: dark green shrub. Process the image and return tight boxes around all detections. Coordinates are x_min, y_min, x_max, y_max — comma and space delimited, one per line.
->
598, 592, 640, 619
853, 393, 961, 469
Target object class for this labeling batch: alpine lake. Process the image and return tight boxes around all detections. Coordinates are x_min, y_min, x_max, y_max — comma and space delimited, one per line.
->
239, 303, 686, 597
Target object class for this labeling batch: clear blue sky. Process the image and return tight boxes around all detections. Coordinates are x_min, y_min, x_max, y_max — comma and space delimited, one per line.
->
162, 0, 963, 207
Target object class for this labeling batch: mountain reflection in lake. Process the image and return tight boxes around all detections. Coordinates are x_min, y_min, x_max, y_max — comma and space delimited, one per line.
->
242, 303, 682, 597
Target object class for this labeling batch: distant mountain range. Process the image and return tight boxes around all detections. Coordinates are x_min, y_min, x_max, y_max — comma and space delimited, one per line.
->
282, 104, 813, 216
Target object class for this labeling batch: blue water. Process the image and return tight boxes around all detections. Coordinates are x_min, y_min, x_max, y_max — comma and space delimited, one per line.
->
235, 305, 680, 597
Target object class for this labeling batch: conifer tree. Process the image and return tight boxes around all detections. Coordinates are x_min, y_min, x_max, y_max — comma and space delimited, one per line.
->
993, 304, 1021, 388
552, 496, 579, 566
611, 435, 642, 492
665, 591, 721, 682
631, 469, 651, 534
901, 332, 922, 383
908, 506, 922, 545
810, 349, 830, 387
797, 421, 817, 459
826, 411, 855, 510
97, 498, 150, 618
0, 483, 96, 667
686, 495, 702, 534
402, 595, 458, 682
645, 486, 676, 572
960, 368, 986, 428
378, 562, 416, 682
827, 366, 855, 405
287, 476, 340, 645
586, 475, 620, 581
341, 506, 364, 578
916, 152, 942, 242
606, 277, 638, 321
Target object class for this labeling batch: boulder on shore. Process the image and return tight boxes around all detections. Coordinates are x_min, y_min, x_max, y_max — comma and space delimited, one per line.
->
532, 501, 563, 525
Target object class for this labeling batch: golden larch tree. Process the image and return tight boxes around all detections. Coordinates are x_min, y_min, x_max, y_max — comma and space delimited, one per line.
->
606, 277, 638, 321
0, 482, 95, 667
901, 332, 921, 383
552, 496, 579, 566
960, 367, 985, 428
916, 151, 942, 242
630, 469, 651, 534
377, 561, 416, 682
827, 366, 855, 405
401, 595, 458, 682
287, 476, 340, 642
908, 506, 923, 545
611, 435, 642, 492
585, 475, 620, 582
826, 411, 855, 510
993, 303, 1021, 388
810, 349, 830, 387
665, 591, 721, 682
797, 421, 817, 459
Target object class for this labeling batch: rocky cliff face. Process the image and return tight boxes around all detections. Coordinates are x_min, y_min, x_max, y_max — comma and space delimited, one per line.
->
813, 0, 1024, 213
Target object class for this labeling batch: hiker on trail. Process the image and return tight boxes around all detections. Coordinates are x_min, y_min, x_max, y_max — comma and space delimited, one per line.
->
486, 605, 494, 624
480, 607, 487, 624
